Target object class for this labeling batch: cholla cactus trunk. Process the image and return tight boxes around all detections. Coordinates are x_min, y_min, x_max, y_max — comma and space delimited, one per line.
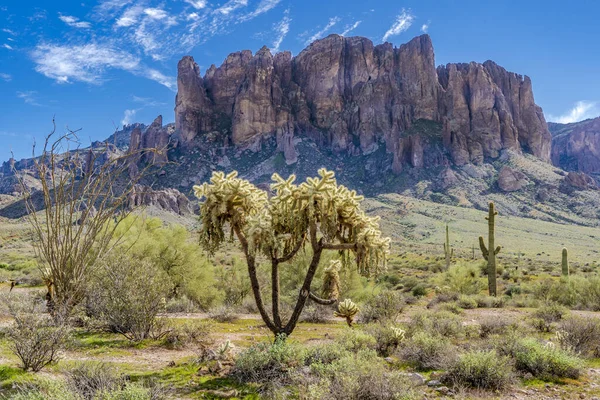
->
479, 202, 501, 297
562, 248, 569, 277
444, 224, 453, 269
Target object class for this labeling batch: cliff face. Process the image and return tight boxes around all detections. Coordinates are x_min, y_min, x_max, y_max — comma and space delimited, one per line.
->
551, 117, 600, 174
174, 34, 552, 169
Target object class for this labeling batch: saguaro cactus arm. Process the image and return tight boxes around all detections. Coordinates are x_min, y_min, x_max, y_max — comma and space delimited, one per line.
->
479, 236, 489, 260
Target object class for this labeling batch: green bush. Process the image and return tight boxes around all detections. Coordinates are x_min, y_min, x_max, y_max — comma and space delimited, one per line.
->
437, 264, 486, 295
457, 295, 477, 309
303, 349, 415, 400
304, 343, 352, 366
234, 338, 306, 383
532, 303, 568, 332
556, 316, 600, 357
444, 350, 514, 390
336, 329, 377, 353
406, 310, 463, 338
364, 324, 406, 357
358, 291, 404, 324
478, 316, 513, 338
498, 336, 581, 380
411, 284, 427, 298
398, 331, 454, 371
475, 295, 505, 308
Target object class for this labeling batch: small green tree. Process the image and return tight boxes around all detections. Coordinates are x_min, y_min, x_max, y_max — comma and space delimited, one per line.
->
194, 169, 390, 337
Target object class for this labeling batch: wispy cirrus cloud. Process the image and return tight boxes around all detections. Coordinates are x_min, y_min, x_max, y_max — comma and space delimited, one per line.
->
184, 0, 207, 9
132, 95, 165, 107
340, 20, 361, 36
2, 28, 15, 35
382, 9, 414, 42
0, 72, 12, 81
547, 101, 600, 123
303, 16, 340, 45
17, 91, 42, 106
59, 14, 92, 28
3, 43, 13, 50
30, 42, 176, 90
271, 9, 290, 52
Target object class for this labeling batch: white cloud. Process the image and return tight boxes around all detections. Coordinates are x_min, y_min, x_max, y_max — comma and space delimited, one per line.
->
245, 0, 281, 19
271, 10, 290, 52
185, 0, 207, 9
121, 108, 138, 125
3, 43, 13, 50
115, 5, 143, 27
547, 101, 600, 124
30, 43, 176, 90
382, 9, 414, 42
340, 20, 361, 36
17, 91, 41, 106
0, 72, 11, 81
304, 16, 340, 45
216, 0, 248, 15
132, 95, 165, 107
2, 28, 15, 35
59, 14, 92, 28
187, 12, 200, 20
421, 22, 429, 33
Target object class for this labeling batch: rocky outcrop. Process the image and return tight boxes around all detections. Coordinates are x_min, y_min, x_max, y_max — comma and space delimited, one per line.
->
174, 34, 552, 172
497, 166, 527, 192
128, 116, 172, 169
562, 171, 597, 191
127, 185, 193, 215
551, 117, 600, 174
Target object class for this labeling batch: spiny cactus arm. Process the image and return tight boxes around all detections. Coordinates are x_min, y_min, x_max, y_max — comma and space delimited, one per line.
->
494, 246, 502, 255
308, 291, 337, 305
479, 236, 489, 261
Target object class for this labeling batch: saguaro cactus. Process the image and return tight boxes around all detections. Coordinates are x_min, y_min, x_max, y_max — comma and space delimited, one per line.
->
562, 248, 569, 277
479, 202, 501, 297
444, 224, 454, 269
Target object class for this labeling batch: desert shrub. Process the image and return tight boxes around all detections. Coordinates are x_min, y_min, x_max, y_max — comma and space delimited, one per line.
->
365, 324, 406, 357
437, 264, 486, 295
398, 331, 454, 371
336, 329, 377, 353
475, 295, 505, 308
457, 295, 477, 309
87, 253, 169, 341
498, 336, 581, 380
358, 290, 404, 324
556, 316, 600, 357
301, 304, 332, 324
305, 343, 352, 366
531, 303, 568, 332
580, 276, 600, 311
162, 320, 215, 350
5, 296, 70, 372
427, 291, 459, 308
208, 306, 239, 323
398, 276, 419, 292
164, 295, 200, 313
439, 302, 463, 315
65, 362, 125, 399
444, 350, 514, 390
410, 284, 427, 298
234, 337, 306, 384
303, 349, 415, 400
406, 310, 463, 338
478, 316, 513, 338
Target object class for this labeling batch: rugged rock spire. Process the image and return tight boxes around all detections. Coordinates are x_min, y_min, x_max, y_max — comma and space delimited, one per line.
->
174, 34, 552, 171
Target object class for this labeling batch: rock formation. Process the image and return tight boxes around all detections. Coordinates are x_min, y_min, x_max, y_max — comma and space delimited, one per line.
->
497, 166, 527, 192
173, 34, 552, 171
127, 185, 193, 215
551, 117, 600, 174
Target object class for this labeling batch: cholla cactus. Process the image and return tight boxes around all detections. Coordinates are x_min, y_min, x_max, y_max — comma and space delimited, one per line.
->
391, 326, 406, 342
334, 299, 360, 327
194, 169, 390, 338
322, 260, 341, 301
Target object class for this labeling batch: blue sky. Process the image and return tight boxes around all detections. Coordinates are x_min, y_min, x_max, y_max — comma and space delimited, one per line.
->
1, 0, 599, 161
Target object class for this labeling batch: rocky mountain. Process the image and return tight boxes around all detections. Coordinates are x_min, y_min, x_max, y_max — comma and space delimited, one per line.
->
550, 117, 600, 176
173, 34, 552, 171
3, 34, 600, 225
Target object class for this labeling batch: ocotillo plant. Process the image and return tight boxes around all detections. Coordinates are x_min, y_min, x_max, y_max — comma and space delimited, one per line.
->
444, 224, 453, 269
562, 248, 569, 277
479, 202, 501, 296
